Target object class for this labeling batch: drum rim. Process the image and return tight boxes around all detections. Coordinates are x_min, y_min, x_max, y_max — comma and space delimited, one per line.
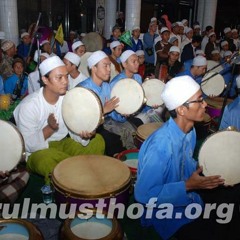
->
201, 72, 225, 97
110, 78, 145, 115
142, 79, 165, 106
61, 210, 123, 240
62, 87, 104, 133
51, 156, 132, 199
0, 219, 43, 239
0, 120, 26, 171
198, 129, 240, 184
136, 122, 163, 139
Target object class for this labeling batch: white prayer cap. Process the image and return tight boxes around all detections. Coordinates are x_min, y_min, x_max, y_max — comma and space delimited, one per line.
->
221, 40, 228, 47
21, 32, 30, 39
195, 49, 205, 56
136, 50, 144, 56
40, 40, 50, 46
224, 27, 231, 34
192, 56, 207, 66
223, 51, 232, 57
193, 25, 200, 29
161, 76, 200, 111
120, 50, 136, 63
236, 75, 240, 89
132, 26, 140, 31
87, 50, 108, 69
72, 40, 84, 51
160, 27, 170, 34
1, 40, 14, 51
232, 29, 238, 33
151, 17, 157, 22
169, 46, 180, 53
169, 36, 178, 44
70, 30, 76, 35
211, 49, 220, 55
80, 33, 86, 37
0, 31, 5, 40
176, 21, 184, 27
64, 52, 81, 66
110, 41, 122, 50
182, 19, 188, 25
185, 27, 193, 34
39, 56, 65, 76
208, 32, 216, 38
34, 50, 50, 62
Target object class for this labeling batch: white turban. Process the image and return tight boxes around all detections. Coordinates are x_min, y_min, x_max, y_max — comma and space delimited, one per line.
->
87, 50, 108, 69
110, 41, 121, 50
192, 56, 207, 66
169, 46, 180, 53
120, 50, 136, 63
161, 76, 200, 111
64, 52, 81, 66
72, 40, 84, 52
21, 32, 30, 39
39, 56, 65, 76
136, 50, 144, 56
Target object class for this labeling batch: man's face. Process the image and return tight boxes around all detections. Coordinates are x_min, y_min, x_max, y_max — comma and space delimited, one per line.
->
13, 62, 24, 76
7, 45, 17, 57
94, 57, 111, 81
169, 51, 180, 63
183, 89, 207, 122
195, 65, 207, 77
22, 35, 31, 45
161, 31, 170, 42
123, 54, 139, 74
132, 29, 140, 39
63, 58, 74, 73
43, 66, 68, 95
112, 45, 123, 58
112, 29, 121, 39
75, 45, 86, 57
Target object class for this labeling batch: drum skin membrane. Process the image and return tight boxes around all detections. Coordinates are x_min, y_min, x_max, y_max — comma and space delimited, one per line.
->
70, 216, 112, 239
0, 223, 29, 240
198, 131, 240, 185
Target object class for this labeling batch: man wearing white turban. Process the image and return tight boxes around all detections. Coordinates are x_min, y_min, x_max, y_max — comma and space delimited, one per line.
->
135, 75, 240, 240
14, 56, 105, 183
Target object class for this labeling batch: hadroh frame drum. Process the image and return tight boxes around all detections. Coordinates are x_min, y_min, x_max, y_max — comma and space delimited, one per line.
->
134, 122, 163, 148
0, 120, 25, 172
198, 130, 240, 185
142, 79, 165, 107
62, 87, 104, 134
52, 155, 131, 212
110, 78, 145, 115
0, 219, 43, 240
60, 210, 123, 240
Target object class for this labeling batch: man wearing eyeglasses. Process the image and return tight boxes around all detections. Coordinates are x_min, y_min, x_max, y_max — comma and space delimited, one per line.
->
134, 76, 240, 240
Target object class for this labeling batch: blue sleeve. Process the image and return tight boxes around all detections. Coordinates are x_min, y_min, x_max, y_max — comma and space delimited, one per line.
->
0, 76, 4, 94
21, 76, 28, 96
4, 76, 15, 94
219, 107, 229, 130
135, 140, 193, 207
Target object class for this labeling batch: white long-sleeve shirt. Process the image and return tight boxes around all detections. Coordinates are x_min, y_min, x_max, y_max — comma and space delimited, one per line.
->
14, 87, 89, 159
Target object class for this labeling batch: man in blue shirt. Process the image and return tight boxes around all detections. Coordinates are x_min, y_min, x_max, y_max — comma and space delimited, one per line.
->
219, 76, 240, 130
135, 75, 240, 240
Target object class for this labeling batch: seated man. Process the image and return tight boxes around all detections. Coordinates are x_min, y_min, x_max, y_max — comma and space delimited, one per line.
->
219, 76, 240, 130
135, 75, 240, 240
14, 56, 105, 183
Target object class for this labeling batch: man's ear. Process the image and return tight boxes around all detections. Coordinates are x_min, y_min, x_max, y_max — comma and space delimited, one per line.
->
176, 105, 187, 116
41, 76, 48, 85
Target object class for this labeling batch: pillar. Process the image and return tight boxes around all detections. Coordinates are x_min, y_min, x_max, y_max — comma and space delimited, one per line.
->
104, 0, 117, 39
197, 0, 205, 30
125, 0, 141, 32
203, 0, 218, 29
0, 0, 19, 45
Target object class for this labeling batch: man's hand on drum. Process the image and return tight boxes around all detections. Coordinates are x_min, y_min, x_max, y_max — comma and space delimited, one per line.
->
47, 113, 59, 131
79, 130, 96, 140
0, 171, 10, 179
103, 96, 119, 114
185, 166, 225, 191
151, 104, 161, 109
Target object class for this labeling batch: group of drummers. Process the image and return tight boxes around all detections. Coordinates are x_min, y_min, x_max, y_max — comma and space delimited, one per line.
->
0, 15, 240, 240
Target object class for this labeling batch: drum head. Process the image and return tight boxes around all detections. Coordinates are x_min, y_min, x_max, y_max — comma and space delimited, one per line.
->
52, 155, 131, 198
136, 122, 163, 140
110, 78, 144, 115
62, 87, 103, 134
0, 120, 25, 172
82, 32, 103, 52
142, 79, 165, 106
207, 60, 223, 73
201, 72, 225, 96
198, 130, 240, 185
